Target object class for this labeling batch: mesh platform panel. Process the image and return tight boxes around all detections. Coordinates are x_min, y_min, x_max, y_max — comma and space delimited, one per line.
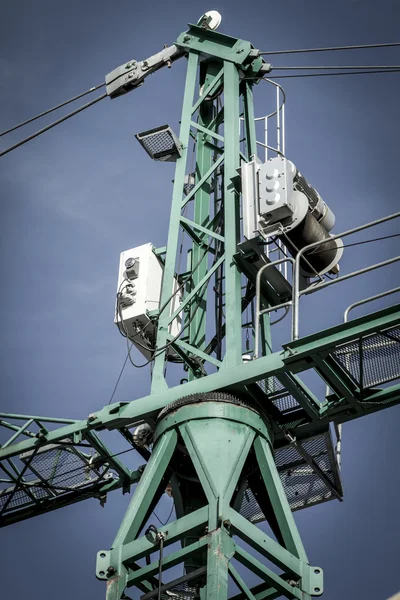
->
141, 574, 203, 599
239, 488, 265, 523
24, 447, 99, 490
0, 442, 108, 518
257, 376, 301, 414
257, 376, 285, 396
160, 584, 199, 599
333, 326, 400, 388
0, 483, 49, 511
239, 432, 340, 520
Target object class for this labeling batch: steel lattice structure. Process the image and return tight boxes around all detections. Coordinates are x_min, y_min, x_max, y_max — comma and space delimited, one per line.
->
1, 15, 399, 600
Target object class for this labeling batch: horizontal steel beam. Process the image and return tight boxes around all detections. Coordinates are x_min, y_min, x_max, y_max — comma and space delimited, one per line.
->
126, 538, 208, 587
120, 506, 208, 565
284, 305, 400, 364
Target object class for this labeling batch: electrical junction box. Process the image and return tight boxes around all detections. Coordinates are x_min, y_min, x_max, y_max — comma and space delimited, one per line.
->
115, 243, 181, 359
242, 156, 307, 240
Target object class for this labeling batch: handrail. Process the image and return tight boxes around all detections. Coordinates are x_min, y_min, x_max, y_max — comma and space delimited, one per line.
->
240, 79, 286, 160
254, 257, 294, 358
292, 211, 400, 340
344, 287, 400, 322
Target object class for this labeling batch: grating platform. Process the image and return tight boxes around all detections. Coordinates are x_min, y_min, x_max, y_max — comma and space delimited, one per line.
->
0, 438, 120, 525
240, 429, 342, 521
140, 567, 205, 600
332, 325, 400, 389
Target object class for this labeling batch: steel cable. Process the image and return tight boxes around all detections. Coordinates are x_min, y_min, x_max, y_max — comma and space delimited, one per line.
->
0, 83, 105, 137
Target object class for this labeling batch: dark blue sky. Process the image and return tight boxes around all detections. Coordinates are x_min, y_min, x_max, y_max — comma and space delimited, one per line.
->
1, 1, 399, 598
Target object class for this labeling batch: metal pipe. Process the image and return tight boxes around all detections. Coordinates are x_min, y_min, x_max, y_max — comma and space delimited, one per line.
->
255, 257, 295, 358
256, 140, 284, 156
292, 211, 400, 339
344, 286, 400, 322
276, 85, 281, 152
282, 100, 286, 157
0, 413, 77, 424
299, 256, 400, 297
1, 419, 34, 449
0, 420, 36, 437
259, 301, 292, 317
271, 306, 290, 326
294, 255, 400, 339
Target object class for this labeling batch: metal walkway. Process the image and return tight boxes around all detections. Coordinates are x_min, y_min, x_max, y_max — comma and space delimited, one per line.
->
1, 303, 398, 527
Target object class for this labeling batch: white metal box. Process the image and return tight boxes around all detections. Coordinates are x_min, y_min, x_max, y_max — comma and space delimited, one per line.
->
115, 243, 181, 358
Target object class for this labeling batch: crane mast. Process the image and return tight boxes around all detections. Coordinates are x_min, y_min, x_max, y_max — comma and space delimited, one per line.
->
0, 12, 399, 600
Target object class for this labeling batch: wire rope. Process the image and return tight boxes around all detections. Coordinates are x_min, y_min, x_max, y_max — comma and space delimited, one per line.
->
0, 93, 107, 157
0, 83, 105, 137
259, 42, 400, 56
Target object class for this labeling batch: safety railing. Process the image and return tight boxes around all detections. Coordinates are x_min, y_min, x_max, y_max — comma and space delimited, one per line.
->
255, 79, 286, 160
254, 257, 294, 358
241, 80, 288, 279
344, 287, 400, 322
254, 211, 400, 352
239, 78, 286, 160
292, 211, 400, 340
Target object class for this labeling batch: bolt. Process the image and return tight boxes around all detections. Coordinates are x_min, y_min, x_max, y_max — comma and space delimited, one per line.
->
183, 35, 191, 42
87, 413, 97, 422
223, 519, 231, 528
107, 566, 117, 576
36, 429, 47, 440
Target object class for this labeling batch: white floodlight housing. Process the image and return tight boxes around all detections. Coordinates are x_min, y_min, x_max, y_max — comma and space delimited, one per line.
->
197, 10, 222, 31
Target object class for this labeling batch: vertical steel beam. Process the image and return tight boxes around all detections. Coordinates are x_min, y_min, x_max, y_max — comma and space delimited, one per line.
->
254, 435, 307, 561
189, 63, 219, 375
111, 428, 177, 548
205, 528, 234, 600
151, 52, 199, 393
222, 61, 243, 368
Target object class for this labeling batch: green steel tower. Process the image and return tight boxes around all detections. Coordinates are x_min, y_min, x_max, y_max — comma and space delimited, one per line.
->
1, 12, 399, 600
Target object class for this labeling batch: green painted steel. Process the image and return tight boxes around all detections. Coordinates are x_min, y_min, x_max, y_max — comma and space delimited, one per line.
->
205, 529, 235, 599
189, 63, 218, 376
91, 401, 320, 598
150, 50, 199, 393
111, 428, 177, 548
253, 436, 307, 561
0, 21, 399, 600
222, 60, 243, 369
228, 562, 258, 600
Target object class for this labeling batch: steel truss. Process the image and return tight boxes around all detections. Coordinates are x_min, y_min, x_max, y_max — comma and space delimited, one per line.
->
0, 20, 399, 600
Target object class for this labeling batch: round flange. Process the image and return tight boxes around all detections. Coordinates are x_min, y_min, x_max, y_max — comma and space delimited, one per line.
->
157, 392, 260, 423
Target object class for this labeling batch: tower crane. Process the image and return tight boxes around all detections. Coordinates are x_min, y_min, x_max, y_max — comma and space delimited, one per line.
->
1, 11, 399, 600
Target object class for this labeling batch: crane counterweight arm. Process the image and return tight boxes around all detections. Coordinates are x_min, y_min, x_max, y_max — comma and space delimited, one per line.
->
105, 44, 185, 99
